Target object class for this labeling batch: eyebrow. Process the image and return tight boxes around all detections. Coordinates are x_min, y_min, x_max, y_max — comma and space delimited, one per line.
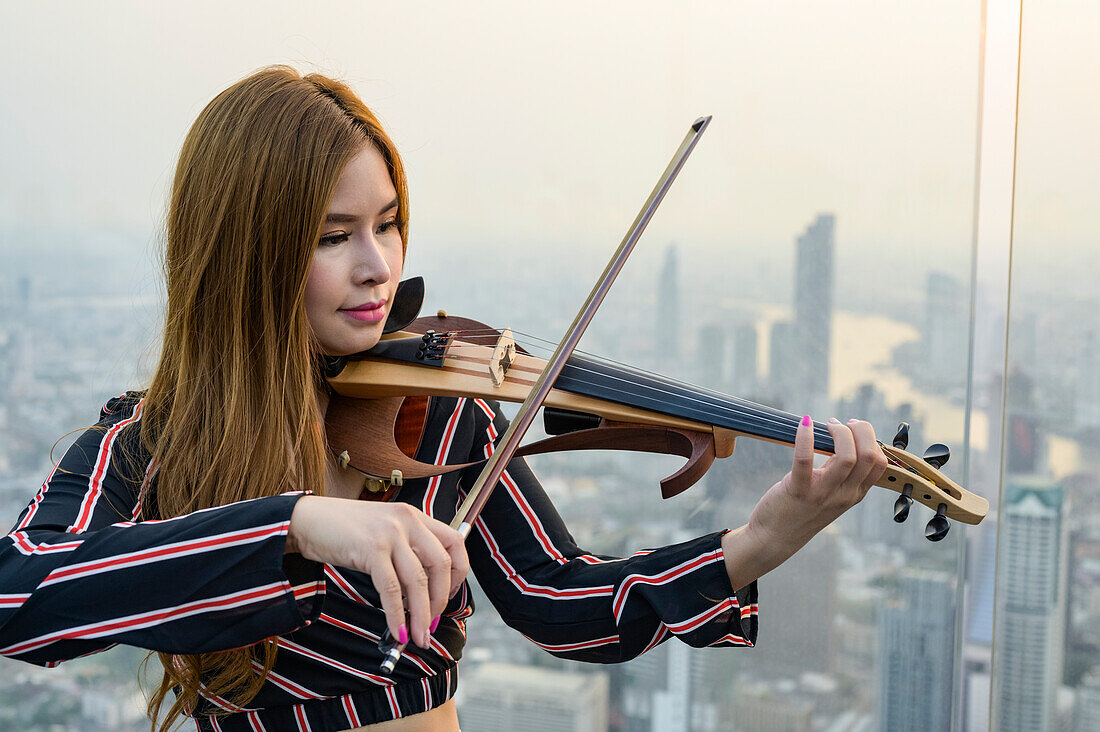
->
324, 197, 399, 224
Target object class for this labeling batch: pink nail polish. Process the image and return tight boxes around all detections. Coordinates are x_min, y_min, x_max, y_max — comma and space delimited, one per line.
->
828, 417, 840, 424
430, 616, 440, 633
848, 418, 858, 424
801, 415, 811, 427
398, 624, 408, 645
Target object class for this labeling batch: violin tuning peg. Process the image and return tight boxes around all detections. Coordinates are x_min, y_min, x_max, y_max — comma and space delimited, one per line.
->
923, 443, 950, 469
893, 494, 912, 523
892, 422, 910, 450
892, 483, 914, 523
924, 503, 950, 542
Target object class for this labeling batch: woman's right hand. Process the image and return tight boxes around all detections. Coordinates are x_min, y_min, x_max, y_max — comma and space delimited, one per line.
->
285, 496, 469, 649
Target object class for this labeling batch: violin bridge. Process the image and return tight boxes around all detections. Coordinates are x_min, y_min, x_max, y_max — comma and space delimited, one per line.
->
488, 328, 517, 387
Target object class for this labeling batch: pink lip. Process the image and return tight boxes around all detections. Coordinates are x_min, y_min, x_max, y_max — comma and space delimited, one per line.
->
344, 300, 386, 311
340, 299, 386, 322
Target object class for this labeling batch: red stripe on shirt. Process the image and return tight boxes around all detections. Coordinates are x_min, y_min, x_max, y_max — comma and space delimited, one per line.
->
422, 398, 465, 517
278, 638, 393, 687
523, 632, 619, 653
3, 582, 293, 656
385, 685, 401, 718
612, 552, 717, 622
342, 695, 361, 727
71, 399, 145, 532
247, 710, 266, 731
470, 510, 613, 600
40, 522, 289, 587
14, 462, 60, 530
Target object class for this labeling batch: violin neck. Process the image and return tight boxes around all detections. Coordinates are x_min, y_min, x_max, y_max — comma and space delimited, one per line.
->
560, 355, 837, 454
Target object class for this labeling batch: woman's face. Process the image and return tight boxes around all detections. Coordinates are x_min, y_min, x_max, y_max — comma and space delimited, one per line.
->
305, 144, 404, 356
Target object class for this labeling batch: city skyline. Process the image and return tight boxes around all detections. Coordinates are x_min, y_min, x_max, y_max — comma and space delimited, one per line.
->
2, 2, 1098, 729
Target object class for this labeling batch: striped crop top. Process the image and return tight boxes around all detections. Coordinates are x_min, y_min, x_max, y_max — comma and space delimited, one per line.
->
1, 390, 758, 730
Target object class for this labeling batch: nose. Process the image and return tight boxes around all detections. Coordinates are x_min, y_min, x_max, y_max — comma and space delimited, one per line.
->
352, 232, 391, 287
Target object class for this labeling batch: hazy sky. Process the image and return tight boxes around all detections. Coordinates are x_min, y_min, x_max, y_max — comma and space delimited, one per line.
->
0, 1, 1094, 301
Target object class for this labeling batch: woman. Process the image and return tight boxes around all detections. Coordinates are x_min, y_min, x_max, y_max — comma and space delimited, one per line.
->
0, 66, 885, 731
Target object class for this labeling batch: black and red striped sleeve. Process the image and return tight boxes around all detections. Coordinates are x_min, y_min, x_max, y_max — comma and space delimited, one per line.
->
0, 393, 324, 667
460, 398, 758, 663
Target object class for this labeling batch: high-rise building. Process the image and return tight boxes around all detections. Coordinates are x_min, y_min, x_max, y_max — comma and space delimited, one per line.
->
1076, 327, 1100, 430
656, 244, 680, 371
1075, 670, 1100, 732
924, 271, 969, 386
876, 569, 956, 732
459, 663, 609, 732
756, 527, 838, 678
768, 320, 799, 411
729, 682, 813, 732
695, 323, 726, 389
993, 480, 1068, 732
730, 322, 758, 396
792, 214, 834, 411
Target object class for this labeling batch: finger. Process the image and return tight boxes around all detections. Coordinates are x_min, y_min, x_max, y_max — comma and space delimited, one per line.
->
822, 418, 857, 487
406, 523, 453, 620
392, 544, 432, 648
843, 419, 878, 487
421, 517, 470, 600
848, 419, 888, 494
790, 415, 816, 489
370, 559, 409, 644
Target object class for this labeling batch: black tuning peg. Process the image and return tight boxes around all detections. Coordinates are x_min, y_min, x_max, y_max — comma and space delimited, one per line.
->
925, 503, 950, 542
892, 422, 910, 450
923, 443, 950, 469
893, 484, 914, 523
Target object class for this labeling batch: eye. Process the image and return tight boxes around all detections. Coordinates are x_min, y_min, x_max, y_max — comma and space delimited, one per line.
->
378, 219, 404, 235
319, 231, 350, 247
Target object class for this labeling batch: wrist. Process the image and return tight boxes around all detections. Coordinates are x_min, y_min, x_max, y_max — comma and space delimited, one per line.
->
286, 495, 317, 556
721, 521, 809, 592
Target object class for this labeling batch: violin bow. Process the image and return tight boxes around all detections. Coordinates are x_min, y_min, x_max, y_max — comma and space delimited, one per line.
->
378, 115, 714, 673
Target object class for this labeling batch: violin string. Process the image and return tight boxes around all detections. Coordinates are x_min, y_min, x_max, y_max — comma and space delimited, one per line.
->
433, 330, 909, 470
443, 328, 808, 427
437, 335, 837, 447
441, 346, 910, 472
439, 331, 818, 433
440, 327, 772, 404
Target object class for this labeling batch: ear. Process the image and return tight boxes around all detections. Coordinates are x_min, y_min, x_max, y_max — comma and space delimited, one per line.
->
382, 276, 425, 334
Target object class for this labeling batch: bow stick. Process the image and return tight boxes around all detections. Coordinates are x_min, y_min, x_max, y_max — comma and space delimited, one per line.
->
378, 115, 714, 673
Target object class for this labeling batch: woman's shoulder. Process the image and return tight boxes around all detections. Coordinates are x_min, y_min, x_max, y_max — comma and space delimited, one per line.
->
97, 389, 148, 423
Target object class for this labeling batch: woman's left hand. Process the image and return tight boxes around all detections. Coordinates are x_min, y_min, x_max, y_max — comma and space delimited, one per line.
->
721, 417, 887, 591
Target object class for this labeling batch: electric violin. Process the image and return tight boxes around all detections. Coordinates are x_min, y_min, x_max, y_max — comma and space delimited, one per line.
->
319, 116, 988, 672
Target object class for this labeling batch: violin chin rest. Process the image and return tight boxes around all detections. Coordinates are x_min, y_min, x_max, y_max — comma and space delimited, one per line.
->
382, 277, 425, 334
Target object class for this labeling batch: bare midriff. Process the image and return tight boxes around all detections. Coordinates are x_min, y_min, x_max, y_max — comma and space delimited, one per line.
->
341, 699, 460, 731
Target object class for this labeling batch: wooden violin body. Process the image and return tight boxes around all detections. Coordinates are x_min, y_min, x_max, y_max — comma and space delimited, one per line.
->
324, 310, 989, 531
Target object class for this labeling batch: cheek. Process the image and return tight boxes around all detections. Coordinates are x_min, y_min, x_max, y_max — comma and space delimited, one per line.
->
303, 260, 335, 327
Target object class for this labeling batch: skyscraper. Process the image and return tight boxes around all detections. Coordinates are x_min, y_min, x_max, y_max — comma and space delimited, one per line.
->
924, 271, 969, 387
1075, 670, 1100, 732
730, 322, 758, 396
792, 214, 834, 412
993, 480, 1068, 732
768, 320, 800, 411
756, 527, 838, 678
695, 323, 726, 388
459, 663, 609, 732
656, 244, 680, 372
876, 569, 956, 731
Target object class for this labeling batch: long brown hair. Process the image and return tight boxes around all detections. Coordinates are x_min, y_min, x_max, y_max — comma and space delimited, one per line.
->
141, 65, 409, 731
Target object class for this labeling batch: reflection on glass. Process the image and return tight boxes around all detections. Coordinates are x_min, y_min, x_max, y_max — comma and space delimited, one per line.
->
992, 0, 1100, 729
